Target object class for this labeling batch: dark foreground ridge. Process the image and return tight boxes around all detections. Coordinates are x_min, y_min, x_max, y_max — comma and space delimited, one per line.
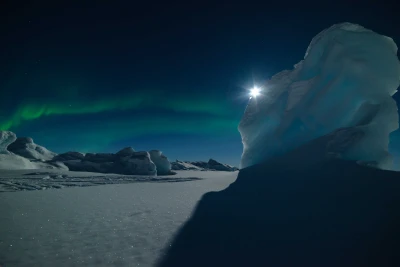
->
159, 133, 400, 267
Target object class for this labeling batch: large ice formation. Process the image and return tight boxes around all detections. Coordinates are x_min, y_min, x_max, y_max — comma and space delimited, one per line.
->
51, 148, 161, 175
239, 23, 400, 169
0, 131, 168, 174
0, 131, 67, 170
8, 137, 57, 161
0, 131, 17, 154
60, 151, 157, 175
149, 150, 172, 175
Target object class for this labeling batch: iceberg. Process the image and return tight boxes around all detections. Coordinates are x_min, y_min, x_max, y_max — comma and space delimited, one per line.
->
0, 131, 17, 154
8, 137, 57, 161
149, 150, 172, 175
239, 23, 400, 169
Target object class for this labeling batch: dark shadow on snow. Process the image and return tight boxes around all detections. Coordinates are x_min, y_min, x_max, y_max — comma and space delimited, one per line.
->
159, 132, 400, 267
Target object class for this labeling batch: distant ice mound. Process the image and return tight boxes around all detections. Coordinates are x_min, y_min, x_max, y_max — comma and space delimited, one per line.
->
171, 159, 239, 171
207, 159, 239, 171
239, 23, 400, 169
53, 151, 86, 161
149, 150, 172, 175
171, 160, 203, 170
116, 147, 135, 157
8, 137, 57, 161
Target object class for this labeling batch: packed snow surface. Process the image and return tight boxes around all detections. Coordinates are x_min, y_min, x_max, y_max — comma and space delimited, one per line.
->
0, 169, 202, 192
239, 23, 400, 169
0, 170, 237, 267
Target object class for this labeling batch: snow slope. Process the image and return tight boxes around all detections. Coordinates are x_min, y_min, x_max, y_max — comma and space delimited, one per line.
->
0, 154, 68, 171
0, 154, 38, 170
239, 23, 400, 169
0, 170, 237, 267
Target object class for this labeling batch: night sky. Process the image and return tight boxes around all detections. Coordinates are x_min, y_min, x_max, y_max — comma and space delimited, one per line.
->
0, 2, 399, 166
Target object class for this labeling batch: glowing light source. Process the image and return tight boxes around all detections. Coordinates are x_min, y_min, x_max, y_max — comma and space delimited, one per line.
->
250, 87, 260, 98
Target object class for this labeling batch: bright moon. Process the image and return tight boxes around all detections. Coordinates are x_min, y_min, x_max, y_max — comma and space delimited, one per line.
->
250, 87, 260, 98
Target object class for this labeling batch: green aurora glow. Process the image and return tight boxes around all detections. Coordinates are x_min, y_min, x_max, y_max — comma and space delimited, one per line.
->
0, 91, 238, 131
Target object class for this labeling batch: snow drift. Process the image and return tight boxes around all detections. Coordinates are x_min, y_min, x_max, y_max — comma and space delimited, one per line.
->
0, 154, 38, 170
239, 23, 400, 169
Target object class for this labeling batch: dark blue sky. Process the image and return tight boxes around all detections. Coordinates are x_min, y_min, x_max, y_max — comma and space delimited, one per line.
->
0, 1, 398, 166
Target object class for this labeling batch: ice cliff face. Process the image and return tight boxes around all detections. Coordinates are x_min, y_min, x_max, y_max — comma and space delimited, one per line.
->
149, 150, 172, 175
0, 131, 17, 154
239, 23, 400, 169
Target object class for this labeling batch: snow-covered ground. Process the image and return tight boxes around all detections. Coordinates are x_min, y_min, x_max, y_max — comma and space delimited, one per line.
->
0, 169, 207, 193
0, 170, 237, 267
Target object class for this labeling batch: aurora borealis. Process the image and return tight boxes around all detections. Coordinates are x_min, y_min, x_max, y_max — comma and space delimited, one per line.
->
1, 2, 399, 166
0, 86, 244, 164
0, 91, 238, 131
